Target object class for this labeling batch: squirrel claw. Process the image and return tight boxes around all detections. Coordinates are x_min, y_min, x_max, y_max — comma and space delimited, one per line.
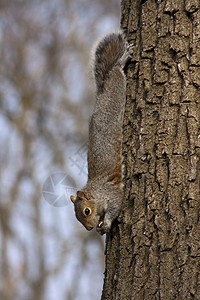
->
120, 42, 134, 68
127, 43, 134, 55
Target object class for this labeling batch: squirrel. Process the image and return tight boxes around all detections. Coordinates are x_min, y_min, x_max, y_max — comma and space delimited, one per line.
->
70, 32, 133, 235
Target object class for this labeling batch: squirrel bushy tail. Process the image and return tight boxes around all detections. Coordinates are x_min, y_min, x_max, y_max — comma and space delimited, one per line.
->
94, 32, 126, 93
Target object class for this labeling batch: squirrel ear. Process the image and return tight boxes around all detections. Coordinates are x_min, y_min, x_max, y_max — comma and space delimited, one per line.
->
77, 191, 86, 200
77, 191, 91, 200
70, 195, 76, 203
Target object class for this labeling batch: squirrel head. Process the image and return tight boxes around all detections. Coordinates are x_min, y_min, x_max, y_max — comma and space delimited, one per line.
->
70, 191, 98, 231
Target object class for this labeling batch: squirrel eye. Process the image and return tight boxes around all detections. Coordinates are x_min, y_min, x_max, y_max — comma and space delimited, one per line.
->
84, 208, 91, 216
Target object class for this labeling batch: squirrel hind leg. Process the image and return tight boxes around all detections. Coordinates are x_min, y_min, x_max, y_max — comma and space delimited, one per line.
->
119, 43, 134, 69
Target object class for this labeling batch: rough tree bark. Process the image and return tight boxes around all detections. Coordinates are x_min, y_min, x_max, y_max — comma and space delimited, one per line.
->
101, 0, 200, 299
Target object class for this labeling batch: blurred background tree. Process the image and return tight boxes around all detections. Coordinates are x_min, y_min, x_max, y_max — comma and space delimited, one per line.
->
0, 0, 120, 299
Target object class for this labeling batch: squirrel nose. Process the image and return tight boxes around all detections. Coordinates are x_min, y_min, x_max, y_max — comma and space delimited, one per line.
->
85, 224, 94, 231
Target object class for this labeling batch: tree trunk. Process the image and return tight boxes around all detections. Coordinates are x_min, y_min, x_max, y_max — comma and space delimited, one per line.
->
101, 0, 200, 299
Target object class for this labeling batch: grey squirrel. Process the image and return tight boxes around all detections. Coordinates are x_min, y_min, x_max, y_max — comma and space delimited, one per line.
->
70, 32, 133, 235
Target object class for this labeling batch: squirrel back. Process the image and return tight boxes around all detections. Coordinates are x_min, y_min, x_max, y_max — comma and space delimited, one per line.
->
94, 33, 127, 94
71, 32, 133, 235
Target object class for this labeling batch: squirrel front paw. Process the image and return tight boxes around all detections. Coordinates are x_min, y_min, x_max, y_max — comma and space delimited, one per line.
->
96, 219, 111, 235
